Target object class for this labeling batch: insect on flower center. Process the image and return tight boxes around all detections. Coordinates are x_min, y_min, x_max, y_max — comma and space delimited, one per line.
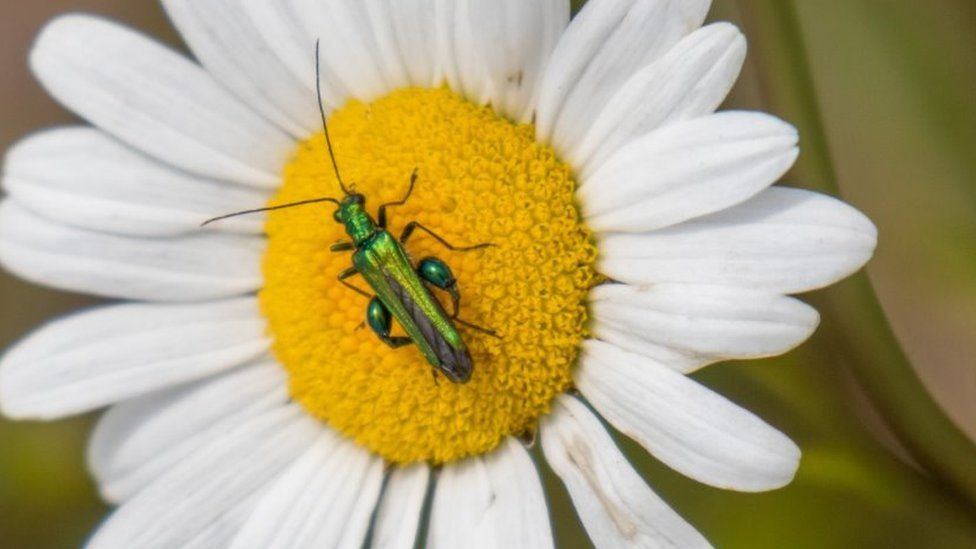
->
261, 87, 598, 464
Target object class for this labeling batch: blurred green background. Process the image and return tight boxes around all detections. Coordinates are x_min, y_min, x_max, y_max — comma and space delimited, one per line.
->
1, 1, 974, 547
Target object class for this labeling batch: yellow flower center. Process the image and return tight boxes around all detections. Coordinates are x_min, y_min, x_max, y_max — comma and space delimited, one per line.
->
261, 87, 597, 464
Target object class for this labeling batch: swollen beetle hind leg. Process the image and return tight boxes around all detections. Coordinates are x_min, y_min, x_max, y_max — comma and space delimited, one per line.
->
367, 297, 413, 349
417, 257, 461, 316
417, 257, 500, 338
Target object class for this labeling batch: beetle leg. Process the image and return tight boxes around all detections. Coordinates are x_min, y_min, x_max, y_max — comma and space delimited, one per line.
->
416, 257, 461, 317
380, 336, 413, 349
366, 296, 413, 348
338, 266, 372, 299
454, 317, 501, 338
377, 168, 418, 229
330, 241, 355, 252
400, 222, 494, 252
416, 257, 501, 338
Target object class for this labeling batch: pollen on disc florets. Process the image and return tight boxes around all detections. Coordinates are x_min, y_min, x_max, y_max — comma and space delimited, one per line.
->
261, 87, 598, 464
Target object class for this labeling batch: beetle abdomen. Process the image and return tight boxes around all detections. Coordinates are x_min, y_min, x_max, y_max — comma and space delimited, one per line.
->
386, 274, 473, 383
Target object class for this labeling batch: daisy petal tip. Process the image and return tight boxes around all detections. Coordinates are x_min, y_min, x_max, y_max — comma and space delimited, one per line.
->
0, 350, 44, 421
858, 207, 880, 243
0, 390, 61, 422
777, 438, 803, 487
775, 306, 821, 357
816, 192, 879, 275
589, 283, 823, 369
0, 398, 28, 422
2, 129, 34, 171
581, 109, 803, 234
741, 435, 801, 493
740, 110, 800, 144
730, 431, 803, 492
28, 9, 289, 188
597, 186, 879, 293
578, 340, 805, 492
98, 485, 125, 505
0, 373, 21, 420
0, 371, 65, 421
687, 21, 748, 78
29, 12, 97, 74
781, 190, 879, 285
30, 11, 82, 39
706, 20, 745, 43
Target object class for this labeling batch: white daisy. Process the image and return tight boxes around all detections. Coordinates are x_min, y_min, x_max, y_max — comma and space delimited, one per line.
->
0, 0, 877, 547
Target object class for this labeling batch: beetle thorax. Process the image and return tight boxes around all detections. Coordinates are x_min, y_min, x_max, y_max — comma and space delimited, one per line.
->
342, 204, 376, 246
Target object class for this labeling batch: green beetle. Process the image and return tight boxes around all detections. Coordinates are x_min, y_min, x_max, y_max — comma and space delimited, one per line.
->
203, 42, 494, 383
330, 179, 493, 384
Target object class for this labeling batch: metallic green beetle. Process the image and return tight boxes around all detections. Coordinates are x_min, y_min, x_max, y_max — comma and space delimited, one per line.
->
329, 176, 493, 384
203, 42, 493, 383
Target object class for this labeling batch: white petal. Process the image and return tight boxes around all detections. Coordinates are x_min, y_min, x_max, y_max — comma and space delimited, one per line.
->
0, 201, 262, 301
232, 432, 385, 549
450, 1, 484, 101
388, 0, 441, 87
161, 0, 320, 137
361, 0, 413, 90
598, 186, 878, 294
242, 0, 347, 111
580, 111, 797, 233
291, 0, 395, 101
428, 458, 488, 548
3, 127, 269, 237
578, 340, 801, 491
87, 406, 320, 549
428, 438, 553, 549
591, 283, 819, 373
448, 0, 570, 122
541, 395, 709, 548
583, 335, 707, 374
485, 438, 554, 549
372, 464, 430, 549
536, 0, 710, 154
434, 0, 462, 94
0, 298, 268, 420
30, 15, 291, 188
88, 360, 287, 503
576, 23, 748, 177
184, 490, 265, 549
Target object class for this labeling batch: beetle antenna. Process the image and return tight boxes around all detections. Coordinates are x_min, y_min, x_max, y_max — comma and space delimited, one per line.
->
201, 197, 341, 227
315, 40, 351, 196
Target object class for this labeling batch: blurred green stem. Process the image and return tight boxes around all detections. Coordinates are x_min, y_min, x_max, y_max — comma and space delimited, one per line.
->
738, 0, 976, 509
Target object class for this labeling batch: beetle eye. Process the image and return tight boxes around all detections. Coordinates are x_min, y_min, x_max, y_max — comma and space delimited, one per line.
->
353, 194, 365, 206
333, 210, 343, 223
